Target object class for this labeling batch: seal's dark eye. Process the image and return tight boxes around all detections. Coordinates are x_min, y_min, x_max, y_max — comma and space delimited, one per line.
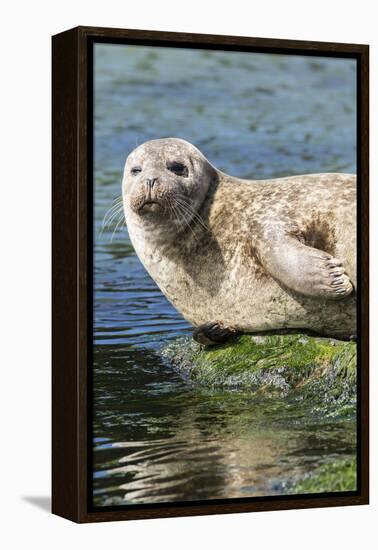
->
131, 166, 142, 175
167, 161, 188, 177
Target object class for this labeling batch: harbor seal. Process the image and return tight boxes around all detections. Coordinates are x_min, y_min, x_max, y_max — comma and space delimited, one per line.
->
122, 138, 356, 344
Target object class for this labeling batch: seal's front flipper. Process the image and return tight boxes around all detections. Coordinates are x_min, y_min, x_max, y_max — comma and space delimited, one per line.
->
259, 236, 354, 300
193, 321, 240, 346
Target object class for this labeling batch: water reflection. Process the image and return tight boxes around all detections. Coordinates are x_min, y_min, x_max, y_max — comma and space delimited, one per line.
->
93, 345, 356, 506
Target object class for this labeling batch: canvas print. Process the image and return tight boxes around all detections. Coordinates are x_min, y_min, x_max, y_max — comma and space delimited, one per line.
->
92, 44, 357, 508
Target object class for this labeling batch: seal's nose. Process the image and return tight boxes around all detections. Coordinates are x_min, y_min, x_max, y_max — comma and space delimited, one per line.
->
146, 177, 159, 189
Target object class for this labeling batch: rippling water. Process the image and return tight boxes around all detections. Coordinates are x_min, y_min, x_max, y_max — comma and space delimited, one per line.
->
92, 44, 357, 507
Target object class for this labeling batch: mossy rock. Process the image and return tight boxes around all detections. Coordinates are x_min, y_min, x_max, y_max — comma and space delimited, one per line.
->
162, 334, 356, 409
291, 457, 357, 494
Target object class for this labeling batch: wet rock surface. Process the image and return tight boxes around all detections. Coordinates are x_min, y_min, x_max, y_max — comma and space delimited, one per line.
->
162, 334, 356, 416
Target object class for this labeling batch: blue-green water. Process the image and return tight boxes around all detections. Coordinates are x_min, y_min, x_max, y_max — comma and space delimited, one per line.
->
93, 44, 356, 506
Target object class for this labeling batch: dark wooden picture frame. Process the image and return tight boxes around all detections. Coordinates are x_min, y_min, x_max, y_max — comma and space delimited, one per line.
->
52, 26, 369, 523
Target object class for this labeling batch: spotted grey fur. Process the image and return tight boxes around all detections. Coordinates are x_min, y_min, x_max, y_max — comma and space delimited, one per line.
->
122, 138, 356, 341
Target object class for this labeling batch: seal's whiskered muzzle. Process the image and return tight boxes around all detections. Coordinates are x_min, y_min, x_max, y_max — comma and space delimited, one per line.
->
144, 177, 160, 203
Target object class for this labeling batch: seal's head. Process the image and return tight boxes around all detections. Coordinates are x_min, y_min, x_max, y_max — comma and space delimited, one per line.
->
122, 138, 216, 230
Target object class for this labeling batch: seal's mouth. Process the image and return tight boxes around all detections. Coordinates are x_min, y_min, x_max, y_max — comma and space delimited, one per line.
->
138, 199, 162, 213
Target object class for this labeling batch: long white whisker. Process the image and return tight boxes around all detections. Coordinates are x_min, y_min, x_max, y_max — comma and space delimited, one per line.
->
170, 198, 199, 242
110, 197, 123, 206
105, 196, 123, 211
102, 196, 123, 227
166, 197, 179, 226
172, 196, 209, 229
103, 206, 124, 229
171, 197, 208, 232
98, 209, 123, 240
102, 205, 124, 229
175, 203, 207, 228
167, 197, 186, 236
110, 213, 126, 243
103, 201, 123, 218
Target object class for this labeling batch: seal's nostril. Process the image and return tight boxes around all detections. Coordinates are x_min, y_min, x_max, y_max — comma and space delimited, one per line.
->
146, 177, 159, 189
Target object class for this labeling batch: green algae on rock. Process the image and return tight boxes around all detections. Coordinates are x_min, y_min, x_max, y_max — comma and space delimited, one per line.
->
291, 457, 357, 494
162, 334, 356, 406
